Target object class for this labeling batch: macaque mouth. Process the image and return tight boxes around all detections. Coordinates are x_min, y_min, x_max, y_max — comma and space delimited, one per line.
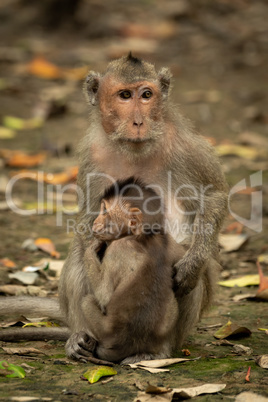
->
121, 137, 152, 144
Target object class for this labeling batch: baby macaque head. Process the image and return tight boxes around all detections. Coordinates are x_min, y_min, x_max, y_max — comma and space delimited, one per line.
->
92, 177, 164, 241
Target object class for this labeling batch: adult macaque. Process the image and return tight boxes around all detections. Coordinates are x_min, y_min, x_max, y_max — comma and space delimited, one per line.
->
75, 177, 182, 363
0, 54, 227, 362
61, 53, 227, 360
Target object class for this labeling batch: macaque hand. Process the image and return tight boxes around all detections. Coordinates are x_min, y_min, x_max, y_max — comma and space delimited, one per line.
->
89, 238, 104, 254
65, 331, 97, 362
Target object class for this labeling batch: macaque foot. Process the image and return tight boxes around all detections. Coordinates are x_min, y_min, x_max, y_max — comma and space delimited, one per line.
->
65, 331, 114, 366
65, 331, 97, 362
121, 353, 168, 365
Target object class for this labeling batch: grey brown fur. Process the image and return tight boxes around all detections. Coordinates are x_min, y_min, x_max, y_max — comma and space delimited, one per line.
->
0, 55, 227, 363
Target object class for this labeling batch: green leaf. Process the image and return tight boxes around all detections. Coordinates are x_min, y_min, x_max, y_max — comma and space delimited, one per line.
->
0, 361, 26, 378
83, 366, 117, 384
218, 275, 260, 288
22, 321, 59, 328
3, 116, 43, 130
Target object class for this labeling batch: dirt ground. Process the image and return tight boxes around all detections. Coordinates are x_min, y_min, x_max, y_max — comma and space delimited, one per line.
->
0, 1, 267, 401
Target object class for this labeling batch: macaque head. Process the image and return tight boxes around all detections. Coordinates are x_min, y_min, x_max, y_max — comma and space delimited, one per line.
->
92, 177, 164, 241
92, 198, 143, 241
84, 53, 172, 156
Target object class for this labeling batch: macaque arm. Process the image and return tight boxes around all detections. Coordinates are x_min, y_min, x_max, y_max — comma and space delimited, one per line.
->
175, 190, 227, 294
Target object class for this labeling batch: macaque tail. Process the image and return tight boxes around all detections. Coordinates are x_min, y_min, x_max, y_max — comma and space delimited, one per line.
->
0, 296, 64, 322
0, 327, 70, 342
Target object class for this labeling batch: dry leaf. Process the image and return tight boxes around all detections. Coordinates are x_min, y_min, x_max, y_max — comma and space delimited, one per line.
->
146, 384, 171, 394
34, 238, 60, 259
130, 357, 196, 368
0, 126, 16, 139
0, 257, 16, 268
236, 392, 268, 402
258, 254, 268, 264
183, 90, 221, 104
135, 383, 226, 401
214, 320, 251, 340
8, 271, 39, 285
219, 234, 248, 252
256, 355, 268, 369
256, 261, 268, 294
128, 365, 170, 373
26, 57, 62, 79
2, 347, 47, 356
233, 344, 253, 356
26, 57, 88, 81
5, 152, 46, 168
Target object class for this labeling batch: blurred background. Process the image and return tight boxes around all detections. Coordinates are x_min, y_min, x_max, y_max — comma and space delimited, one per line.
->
0, 0, 267, 284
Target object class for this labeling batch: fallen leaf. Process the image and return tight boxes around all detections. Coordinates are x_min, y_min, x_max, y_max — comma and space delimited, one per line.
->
172, 383, 226, 399
10, 166, 78, 185
182, 349, 191, 356
2, 347, 46, 356
219, 234, 248, 252
26, 57, 62, 79
0, 360, 26, 378
134, 383, 226, 401
5, 152, 46, 167
256, 261, 268, 294
32, 258, 65, 277
0, 126, 16, 139
26, 57, 88, 81
218, 275, 260, 288
245, 366, 251, 382
8, 271, 39, 285
145, 384, 171, 394
215, 144, 266, 160
128, 365, 169, 374
258, 254, 268, 264
82, 366, 117, 384
235, 391, 268, 402
233, 345, 253, 356
256, 355, 268, 369
23, 321, 58, 328
183, 90, 221, 104
34, 238, 60, 259
0, 257, 16, 268
3, 116, 43, 130
129, 357, 197, 368
214, 320, 251, 340
232, 293, 256, 302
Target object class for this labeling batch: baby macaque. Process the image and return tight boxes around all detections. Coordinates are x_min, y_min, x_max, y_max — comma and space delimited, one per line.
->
75, 177, 186, 364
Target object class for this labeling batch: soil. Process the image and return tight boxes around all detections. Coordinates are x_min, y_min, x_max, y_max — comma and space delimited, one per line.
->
0, 1, 267, 401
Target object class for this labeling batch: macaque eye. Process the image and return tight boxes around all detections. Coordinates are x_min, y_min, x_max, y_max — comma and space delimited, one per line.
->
119, 91, 132, 99
142, 90, 152, 99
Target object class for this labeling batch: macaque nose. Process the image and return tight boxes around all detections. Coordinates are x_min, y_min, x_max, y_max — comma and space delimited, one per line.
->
133, 111, 143, 128
133, 120, 143, 127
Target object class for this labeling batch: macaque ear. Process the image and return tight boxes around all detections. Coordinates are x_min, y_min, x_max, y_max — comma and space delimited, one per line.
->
84, 71, 101, 106
158, 67, 172, 99
128, 207, 143, 236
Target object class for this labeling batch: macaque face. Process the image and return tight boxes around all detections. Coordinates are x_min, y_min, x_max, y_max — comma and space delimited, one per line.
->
92, 199, 142, 241
98, 76, 164, 152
